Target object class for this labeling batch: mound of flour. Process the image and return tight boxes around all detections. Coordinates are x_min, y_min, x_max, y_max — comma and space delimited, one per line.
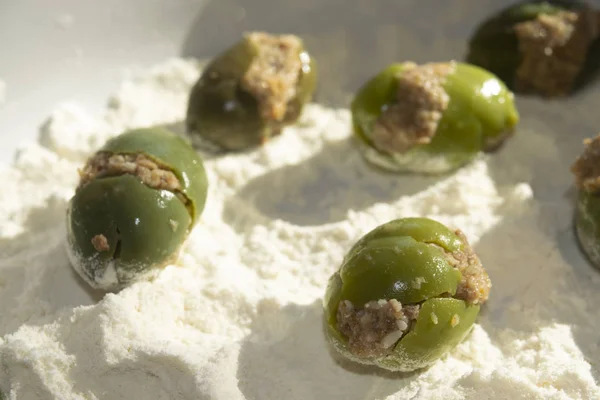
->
0, 58, 599, 400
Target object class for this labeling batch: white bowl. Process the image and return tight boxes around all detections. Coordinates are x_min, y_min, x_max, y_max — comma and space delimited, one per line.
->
0, 0, 518, 163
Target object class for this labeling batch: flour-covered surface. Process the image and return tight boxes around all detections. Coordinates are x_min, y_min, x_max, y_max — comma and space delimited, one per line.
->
0, 80, 5, 107
0, 58, 599, 400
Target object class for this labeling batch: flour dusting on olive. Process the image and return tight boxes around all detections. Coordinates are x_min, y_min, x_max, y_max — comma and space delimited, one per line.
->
66, 127, 208, 291
450, 314, 460, 327
412, 276, 427, 289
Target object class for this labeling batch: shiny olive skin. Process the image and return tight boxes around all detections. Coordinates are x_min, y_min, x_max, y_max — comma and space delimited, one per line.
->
575, 191, 600, 269
352, 62, 519, 174
186, 36, 317, 151
67, 175, 192, 287
466, 0, 599, 94
66, 127, 208, 291
100, 127, 208, 223
324, 218, 481, 372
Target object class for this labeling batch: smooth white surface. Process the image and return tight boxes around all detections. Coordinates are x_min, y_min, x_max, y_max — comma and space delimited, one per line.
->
0, 0, 206, 162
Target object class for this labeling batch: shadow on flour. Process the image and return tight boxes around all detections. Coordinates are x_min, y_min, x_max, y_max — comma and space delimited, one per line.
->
555, 221, 600, 381
225, 137, 442, 227
0, 197, 104, 336
484, 94, 597, 202
237, 300, 418, 400
0, 370, 56, 400
467, 210, 600, 384
0, 196, 68, 262
181, 0, 494, 108
160, 120, 224, 162
57, 316, 201, 400
479, 93, 600, 381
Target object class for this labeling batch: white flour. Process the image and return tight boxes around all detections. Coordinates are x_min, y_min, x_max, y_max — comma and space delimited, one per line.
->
0, 80, 5, 106
0, 58, 599, 400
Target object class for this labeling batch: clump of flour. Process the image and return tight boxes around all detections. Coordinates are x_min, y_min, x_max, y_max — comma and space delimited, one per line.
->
0, 58, 598, 400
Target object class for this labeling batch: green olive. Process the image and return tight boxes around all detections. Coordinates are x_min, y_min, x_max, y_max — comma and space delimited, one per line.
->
574, 191, 600, 268
351, 62, 519, 174
572, 135, 600, 269
66, 127, 208, 291
186, 32, 317, 151
323, 217, 490, 372
467, 0, 600, 96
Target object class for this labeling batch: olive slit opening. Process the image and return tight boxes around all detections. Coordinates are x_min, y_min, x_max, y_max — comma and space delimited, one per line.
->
112, 228, 122, 260
79, 150, 196, 223
336, 291, 467, 346
325, 218, 489, 371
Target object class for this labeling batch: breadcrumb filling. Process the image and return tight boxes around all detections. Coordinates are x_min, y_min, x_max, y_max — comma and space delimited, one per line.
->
241, 32, 303, 122
571, 135, 600, 193
78, 152, 182, 193
372, 62, 454, 154
336, 299, 421, 358
435, 230, 491, 305
336, 230, 490, 358
77, 151, 191, 263
515, 9, 599, 96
